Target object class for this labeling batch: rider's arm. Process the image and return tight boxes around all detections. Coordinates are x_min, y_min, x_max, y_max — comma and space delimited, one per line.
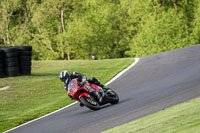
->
65, 84, 74, 100
64, 84, 68, 90
68, 94, 74, 100
71, 72, 87, 82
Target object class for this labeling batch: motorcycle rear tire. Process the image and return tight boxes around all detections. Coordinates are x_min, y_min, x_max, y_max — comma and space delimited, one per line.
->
80, 95, 100, 111
106, 89, 119, 104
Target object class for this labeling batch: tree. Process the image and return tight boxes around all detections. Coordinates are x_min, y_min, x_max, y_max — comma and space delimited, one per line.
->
126, 7, 191, 57
0, 0, 21, 45
191, 1, 200, 44
0, 0, 199, 60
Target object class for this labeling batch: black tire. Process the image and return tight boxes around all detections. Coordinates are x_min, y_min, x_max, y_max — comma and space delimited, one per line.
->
18, 51, 32, 56
4, 61, 18, 67
0, 72, 4, 78
5, 71, 19, 77
0, 50, 3, 61
3, 52, 18, 58
19, 61, 31, 66
0, 50, 5, 78
1, 47, 17, 53
13, 46, 32, 51
20, 70, 31, 75
20, 66, 31, 71
5, 57, 18, 63
106, 89, 119, 104
0, 68, 4, 73
5, 66, 19, 72
0, 55, 2, 61
80, 94, 100, 111
0, 63, 3, 68
0, 59, 3, 64
19, 56, 31, 62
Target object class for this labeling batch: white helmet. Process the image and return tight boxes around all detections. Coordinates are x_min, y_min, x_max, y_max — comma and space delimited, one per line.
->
59, 70, 70, 83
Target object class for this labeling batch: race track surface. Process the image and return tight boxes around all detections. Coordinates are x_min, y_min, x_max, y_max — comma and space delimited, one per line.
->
6, 45, 200, 133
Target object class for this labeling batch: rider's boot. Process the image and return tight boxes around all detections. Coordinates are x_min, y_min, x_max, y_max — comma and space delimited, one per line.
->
79, 101, 84, 107
92, 90, 103, 103
91, 91, 103, 103
100, 84, 108, 90
98, 89, 107, 103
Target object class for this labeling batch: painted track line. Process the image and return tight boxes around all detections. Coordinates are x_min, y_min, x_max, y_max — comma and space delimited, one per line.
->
3, 102, 78, 133
106, 58, 140, 86
4, 58, 140, 133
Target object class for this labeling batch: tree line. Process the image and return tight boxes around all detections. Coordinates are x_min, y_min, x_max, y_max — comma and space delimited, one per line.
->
0, 0, 200, 60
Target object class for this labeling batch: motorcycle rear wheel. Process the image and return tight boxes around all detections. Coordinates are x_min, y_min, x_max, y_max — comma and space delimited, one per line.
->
80, 94, 100, 111
106, 89, 119, 104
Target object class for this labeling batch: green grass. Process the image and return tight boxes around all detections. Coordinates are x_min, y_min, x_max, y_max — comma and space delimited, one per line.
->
0, 58, 134, 133
103, 97, 200, 133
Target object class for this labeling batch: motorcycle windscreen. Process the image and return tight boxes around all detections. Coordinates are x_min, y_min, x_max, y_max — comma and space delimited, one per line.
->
68, 79, 78, 96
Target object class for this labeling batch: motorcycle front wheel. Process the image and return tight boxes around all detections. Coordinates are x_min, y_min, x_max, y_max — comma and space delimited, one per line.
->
80, 94, 100, 111
106, 89, 119, 104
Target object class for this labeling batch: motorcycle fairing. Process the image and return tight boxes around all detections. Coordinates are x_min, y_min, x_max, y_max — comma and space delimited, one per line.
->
67, 78, 103, 101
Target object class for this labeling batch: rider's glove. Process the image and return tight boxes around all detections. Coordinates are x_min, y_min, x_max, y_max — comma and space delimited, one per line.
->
68, 95, 74, 100
100, 84, 108, 89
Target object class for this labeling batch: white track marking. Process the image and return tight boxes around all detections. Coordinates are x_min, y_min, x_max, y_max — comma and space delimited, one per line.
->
0, 86, 10, 91
106, 58, 140, 86
3, 58, 140, 133
3, 102, 78, 133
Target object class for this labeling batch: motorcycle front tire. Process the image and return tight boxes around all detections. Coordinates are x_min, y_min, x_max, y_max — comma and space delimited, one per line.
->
80, 95, 100, 111
106, 89, 119, 104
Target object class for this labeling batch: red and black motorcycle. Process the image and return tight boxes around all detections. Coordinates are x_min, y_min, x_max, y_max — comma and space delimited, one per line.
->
68, 78, 119, 110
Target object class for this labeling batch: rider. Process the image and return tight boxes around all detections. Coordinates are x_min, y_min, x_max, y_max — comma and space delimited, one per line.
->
59, 70, 108, 106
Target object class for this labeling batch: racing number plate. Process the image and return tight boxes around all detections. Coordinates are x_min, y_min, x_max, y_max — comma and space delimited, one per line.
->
70, 85, 76, 94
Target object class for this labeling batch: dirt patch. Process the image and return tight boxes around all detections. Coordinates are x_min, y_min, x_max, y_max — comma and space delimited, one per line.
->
0, 86, 10, 91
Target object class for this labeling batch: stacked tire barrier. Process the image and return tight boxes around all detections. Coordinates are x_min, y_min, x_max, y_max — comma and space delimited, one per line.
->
0, 49, 4, 78
16, 46, 32, 75
0, 46, 32, 78
1, 47, 19, 77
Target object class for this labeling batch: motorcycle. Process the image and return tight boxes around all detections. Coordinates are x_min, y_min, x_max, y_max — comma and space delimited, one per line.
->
67, 78, 119, 110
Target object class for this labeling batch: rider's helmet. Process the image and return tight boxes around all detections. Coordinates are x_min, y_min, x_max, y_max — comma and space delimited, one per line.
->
59, 70, 70, 84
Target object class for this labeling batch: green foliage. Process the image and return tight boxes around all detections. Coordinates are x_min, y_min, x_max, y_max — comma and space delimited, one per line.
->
126, 8, 191, 57
0, 0, 200, 59
191, 1, 200, 44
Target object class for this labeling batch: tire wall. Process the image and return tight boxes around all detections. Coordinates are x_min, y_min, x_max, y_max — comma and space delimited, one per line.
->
0, 49, 4, 78
0, 46, 32, 78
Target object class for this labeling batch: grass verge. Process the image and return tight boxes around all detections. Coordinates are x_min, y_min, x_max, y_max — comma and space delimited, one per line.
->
103, 97, 200, 133
0, 58, 134, 133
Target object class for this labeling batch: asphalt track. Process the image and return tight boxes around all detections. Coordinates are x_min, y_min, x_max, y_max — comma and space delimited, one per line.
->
5, 45, 200, 133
